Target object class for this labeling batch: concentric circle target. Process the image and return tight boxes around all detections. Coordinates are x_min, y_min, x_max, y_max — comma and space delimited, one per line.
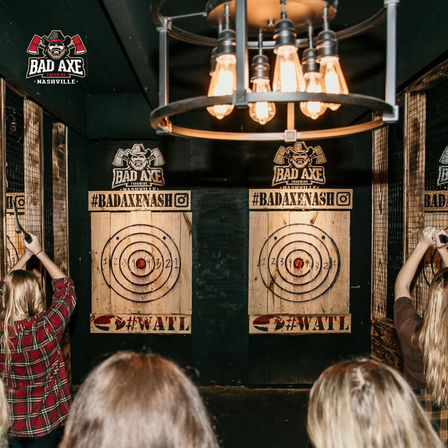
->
258, 223, 340, 302
101, 224, 181, 303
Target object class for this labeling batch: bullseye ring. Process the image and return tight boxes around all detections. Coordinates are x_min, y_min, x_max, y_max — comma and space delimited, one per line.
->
136, 258, 147, 269
294, 258, 304, 269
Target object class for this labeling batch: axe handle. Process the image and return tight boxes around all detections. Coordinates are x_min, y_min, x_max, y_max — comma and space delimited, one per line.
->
12, 198, 32, 243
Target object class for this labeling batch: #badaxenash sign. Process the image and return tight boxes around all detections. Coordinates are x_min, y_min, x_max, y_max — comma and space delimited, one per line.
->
26, 30, 87, 84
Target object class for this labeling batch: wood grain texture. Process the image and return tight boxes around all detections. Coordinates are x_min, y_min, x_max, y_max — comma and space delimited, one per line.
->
90, 208, 192, 332
371, 319, 402, 369
249, 210, 350, 317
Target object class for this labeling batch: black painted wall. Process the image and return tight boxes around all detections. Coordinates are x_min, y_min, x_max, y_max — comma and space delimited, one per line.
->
0, 0, 446, 386
68, 131, 372, 386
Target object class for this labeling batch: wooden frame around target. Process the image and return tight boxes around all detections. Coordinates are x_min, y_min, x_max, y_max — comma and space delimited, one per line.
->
249, 210, 350, 316
90, 208, 192, 333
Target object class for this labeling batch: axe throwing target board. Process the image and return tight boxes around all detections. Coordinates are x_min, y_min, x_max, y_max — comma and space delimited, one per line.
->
421, 193, 448, 308
249, 188, 352, 334
88, 190, 192, 334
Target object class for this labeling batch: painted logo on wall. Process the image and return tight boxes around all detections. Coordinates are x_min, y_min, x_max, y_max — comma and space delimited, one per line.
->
437, 146, 448, 187
112, 143, 166, 190
272, 141, 327, 187
26, 30, 87, 84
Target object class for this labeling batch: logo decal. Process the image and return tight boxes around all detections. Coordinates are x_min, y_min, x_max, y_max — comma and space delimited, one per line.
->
26, 30, 87, 83
112, 143, 166, 190
272, 141, 327, 187
437, 146, 448, 187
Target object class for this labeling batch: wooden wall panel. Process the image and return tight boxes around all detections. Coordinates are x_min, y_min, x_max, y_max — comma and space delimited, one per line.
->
371, 126, 389, 320
52, 123, 68, 273
23, 99, 42, 240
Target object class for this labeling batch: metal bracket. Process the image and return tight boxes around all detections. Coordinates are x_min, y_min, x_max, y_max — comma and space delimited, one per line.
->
156, 17, 172, 33
155, 118, 172, 135
284, 129, 298, 142
235, 90, 248, 108
382, 105, 399, 123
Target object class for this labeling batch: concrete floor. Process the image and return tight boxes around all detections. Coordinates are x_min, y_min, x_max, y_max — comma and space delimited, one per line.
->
200, 387, 311, 448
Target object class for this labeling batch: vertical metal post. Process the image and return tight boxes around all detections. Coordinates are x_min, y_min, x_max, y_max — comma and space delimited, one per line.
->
158, 18, 170, 108
235, 0, 248, 107
287, 103, 295, 130
284, 103, 297, 142
383, 0, 399, 122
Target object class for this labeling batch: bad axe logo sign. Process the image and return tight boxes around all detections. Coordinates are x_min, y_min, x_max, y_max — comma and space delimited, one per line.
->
272, 141, 327, 187
26, 30, 87, 83
437, 146, 448, 187
112, 143, 166, 190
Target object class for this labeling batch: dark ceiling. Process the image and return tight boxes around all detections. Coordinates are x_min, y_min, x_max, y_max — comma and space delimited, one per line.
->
0, 0, 447, 140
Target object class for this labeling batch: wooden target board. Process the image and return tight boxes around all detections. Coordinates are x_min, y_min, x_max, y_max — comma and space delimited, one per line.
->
249, 188, 352, 334
89, 190, 192, 334
423, 194, 448, 286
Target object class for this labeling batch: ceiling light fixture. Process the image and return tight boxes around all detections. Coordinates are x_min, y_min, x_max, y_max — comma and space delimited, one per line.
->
151, 0, 399, 142
248, 30, 276, 125
300, 24, 327, 120
206, 3, 237, 119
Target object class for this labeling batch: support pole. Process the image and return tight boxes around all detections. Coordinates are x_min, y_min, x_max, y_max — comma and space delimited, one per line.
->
383, 0, 399, 122
284, 103, 297, 142
235, 0, 248, 107
158, 18, 170, 108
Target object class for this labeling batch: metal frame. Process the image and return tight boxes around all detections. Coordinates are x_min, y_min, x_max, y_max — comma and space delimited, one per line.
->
150, 0, 399, 141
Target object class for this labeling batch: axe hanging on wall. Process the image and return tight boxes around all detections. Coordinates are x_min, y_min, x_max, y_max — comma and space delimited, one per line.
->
12, 197, 32, 243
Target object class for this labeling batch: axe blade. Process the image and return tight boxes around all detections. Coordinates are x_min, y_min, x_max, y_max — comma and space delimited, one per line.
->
151, 148, 165, 166
112, 148, 128, 167
313, 146, 327, 164
273, 146, 287, 165
72, 35, 87, 55
27, 35, 42, 54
